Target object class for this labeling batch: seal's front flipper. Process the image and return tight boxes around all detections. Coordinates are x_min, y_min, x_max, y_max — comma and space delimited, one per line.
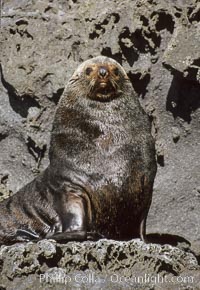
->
16, 229, 40, 241
2, 228, 41, 244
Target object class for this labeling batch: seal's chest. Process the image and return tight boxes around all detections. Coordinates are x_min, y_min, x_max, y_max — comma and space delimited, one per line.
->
95, 131, 114, 151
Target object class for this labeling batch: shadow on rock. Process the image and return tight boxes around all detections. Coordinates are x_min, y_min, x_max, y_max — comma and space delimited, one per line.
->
166, 74, 200, 123
147, 232, 190, 247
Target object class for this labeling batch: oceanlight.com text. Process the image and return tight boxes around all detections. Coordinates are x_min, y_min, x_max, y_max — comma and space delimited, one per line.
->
40, 272, 194, 286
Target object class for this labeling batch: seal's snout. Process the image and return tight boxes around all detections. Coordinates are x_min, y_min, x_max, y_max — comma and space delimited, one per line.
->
98, 66, 108, 78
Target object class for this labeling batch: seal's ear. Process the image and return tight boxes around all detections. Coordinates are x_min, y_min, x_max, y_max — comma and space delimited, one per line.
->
68, 61, 85, 83
68, 68, 82, 84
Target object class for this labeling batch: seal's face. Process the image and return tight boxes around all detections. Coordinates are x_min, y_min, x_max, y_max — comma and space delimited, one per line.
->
84, 63, 122, 101
68, 56, 130, 102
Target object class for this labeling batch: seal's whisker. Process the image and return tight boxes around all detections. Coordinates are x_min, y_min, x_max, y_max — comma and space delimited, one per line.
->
88, 79, 96, 93
110, 78, 119, 90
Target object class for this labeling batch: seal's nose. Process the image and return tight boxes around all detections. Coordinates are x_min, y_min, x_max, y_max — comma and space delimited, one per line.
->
99, 67, 108, 78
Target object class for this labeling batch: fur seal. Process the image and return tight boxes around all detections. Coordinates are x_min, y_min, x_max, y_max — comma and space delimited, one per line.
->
0, 56, 157, 245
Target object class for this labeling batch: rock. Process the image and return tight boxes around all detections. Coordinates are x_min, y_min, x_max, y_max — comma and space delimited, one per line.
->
171, 126, 180, 143
163, 23, 200, 82
0, 239, 199, 289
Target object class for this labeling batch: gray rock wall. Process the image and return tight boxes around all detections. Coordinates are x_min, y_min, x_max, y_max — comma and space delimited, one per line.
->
0, 0, 200, 243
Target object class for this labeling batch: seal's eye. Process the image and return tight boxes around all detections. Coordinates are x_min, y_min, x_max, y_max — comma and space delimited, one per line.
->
85, 67, 93, 75
113, 68, 119, 76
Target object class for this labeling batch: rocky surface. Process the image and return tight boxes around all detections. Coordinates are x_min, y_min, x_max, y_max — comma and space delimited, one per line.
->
0, 0, 200, 289
0, 239, 199, 290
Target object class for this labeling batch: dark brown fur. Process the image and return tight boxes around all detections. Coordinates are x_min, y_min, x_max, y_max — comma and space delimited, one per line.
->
0, 56, 157, 245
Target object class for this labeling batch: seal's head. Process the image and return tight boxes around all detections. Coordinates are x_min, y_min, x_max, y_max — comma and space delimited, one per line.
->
68, 56, 130, 102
